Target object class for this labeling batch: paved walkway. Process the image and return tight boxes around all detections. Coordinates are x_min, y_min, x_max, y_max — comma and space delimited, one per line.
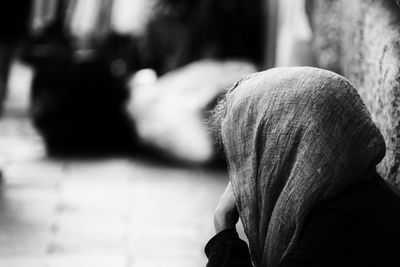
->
0, 114, 228, 267
0, 62, 230, 267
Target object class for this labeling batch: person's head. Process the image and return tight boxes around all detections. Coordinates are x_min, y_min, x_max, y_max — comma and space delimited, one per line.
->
210, 67, 385, 267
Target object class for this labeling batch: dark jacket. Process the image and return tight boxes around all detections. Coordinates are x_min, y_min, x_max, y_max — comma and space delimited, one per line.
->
205, 173, 400, 266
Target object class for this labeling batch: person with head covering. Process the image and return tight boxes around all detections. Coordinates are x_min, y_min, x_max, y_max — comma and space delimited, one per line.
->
205, 67, 400, 267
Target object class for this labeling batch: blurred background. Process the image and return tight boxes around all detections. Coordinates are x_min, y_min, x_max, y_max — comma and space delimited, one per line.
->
1, 0, 399, 266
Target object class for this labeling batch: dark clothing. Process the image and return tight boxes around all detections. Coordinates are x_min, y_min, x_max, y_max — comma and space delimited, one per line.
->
0, 1, 32, 42
205, 174, 400, 266
205, 229, 252, 267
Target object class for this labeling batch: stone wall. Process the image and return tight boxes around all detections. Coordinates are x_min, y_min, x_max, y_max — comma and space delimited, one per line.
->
307, 0, 400, 186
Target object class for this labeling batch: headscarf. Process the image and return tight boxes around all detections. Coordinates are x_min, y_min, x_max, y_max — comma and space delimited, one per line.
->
221, 67, 385, 267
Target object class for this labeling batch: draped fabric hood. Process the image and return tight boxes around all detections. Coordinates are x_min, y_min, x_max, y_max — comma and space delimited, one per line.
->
221, 67, 386, 267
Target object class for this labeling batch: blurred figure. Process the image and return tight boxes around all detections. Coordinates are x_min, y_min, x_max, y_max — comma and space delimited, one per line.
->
0, 1, 33, 115
22, 0, 267, 161
126, 0, 266, 164
22, 0, 139, 156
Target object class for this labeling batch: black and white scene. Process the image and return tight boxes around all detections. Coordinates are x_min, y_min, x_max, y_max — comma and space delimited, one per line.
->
1, 0, 400, 266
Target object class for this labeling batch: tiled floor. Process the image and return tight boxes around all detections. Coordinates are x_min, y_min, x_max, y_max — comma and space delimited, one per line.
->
0, 62, 229, 266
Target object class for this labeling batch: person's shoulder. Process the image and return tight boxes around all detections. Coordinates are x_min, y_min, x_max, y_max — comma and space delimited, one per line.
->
293, 173, 400, 264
